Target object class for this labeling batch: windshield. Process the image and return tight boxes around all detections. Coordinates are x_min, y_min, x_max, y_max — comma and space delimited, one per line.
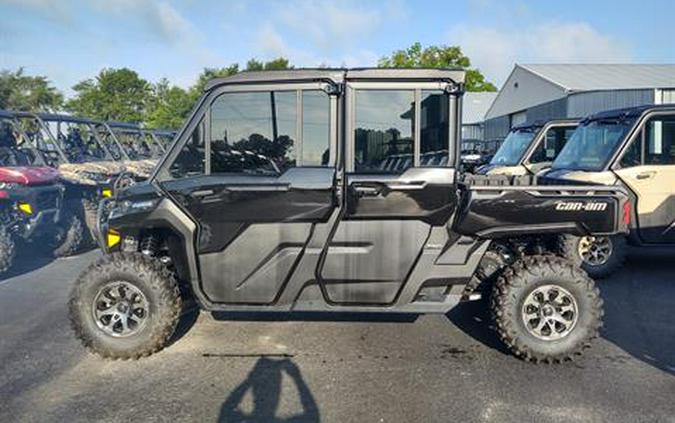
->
489, 128, 537, 166
551, 118, 637, 171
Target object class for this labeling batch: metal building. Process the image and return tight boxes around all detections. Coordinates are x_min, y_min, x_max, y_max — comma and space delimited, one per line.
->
462, 91, 497, 141
484, 64, 675, 141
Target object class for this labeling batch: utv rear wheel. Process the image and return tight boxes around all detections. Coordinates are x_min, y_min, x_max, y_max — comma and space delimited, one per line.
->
69, 252, 182, 359
0, 226, 16, 275
52, 214, 86, 257
491, 255, 602, 363
558, 235, 626, 279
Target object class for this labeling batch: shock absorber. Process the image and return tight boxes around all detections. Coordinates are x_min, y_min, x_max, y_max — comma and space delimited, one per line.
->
140, 234, 159, 257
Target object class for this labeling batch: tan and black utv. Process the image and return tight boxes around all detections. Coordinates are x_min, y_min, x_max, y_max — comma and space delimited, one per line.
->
476, 119, 578, 176
542, 104, 675, 278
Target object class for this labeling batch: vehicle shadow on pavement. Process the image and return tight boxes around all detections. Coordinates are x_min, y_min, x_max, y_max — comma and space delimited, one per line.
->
211, 311, 418, 323
218, 357, 320, 423
599, 252, 675, 376
0, 250, 55, 282
445, 299, 511, 355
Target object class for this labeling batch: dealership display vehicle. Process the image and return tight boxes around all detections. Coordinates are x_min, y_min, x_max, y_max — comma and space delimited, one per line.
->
102, 121, 164, 181
459, 139, 499, 172
0, 110, 83, 273
69, 69, 630, 363
16, 112, 126, 243
541, 105, 675, 278
476, 119, 579, 176
149, 129, 175, 152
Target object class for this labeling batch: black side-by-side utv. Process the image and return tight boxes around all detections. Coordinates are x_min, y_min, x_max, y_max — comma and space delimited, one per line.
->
69, 69, 629, 363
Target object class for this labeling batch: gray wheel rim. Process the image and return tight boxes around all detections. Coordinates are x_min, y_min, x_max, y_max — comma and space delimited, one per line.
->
577, 236, 612, 266
92, 281, 149, 337
521, 284, 579, 341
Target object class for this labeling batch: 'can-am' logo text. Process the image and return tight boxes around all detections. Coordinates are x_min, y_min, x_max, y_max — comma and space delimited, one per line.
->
555, 201, 608, 212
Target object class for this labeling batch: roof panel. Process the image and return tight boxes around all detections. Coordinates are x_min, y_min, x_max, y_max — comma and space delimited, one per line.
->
462, 92, 497, 124
521, 64, 675, 91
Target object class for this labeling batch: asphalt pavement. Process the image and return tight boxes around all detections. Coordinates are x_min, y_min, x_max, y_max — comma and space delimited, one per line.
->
0, 249, 673, 422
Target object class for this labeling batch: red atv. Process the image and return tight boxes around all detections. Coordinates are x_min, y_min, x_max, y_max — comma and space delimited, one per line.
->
0, 112, 85, 276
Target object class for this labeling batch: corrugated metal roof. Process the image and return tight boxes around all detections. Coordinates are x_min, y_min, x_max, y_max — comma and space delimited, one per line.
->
521, 64, 675, 91
462, 92, 497, 124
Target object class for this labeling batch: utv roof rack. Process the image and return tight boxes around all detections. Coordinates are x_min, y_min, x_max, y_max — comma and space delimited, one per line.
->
583, 104, 675, 122
106, 121, 142, 130
204, 67, 466, 92
512, 118, 580, 131
15, 111, 102, 125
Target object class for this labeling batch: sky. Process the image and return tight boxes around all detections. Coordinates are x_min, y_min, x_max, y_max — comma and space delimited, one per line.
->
0, 0, 673, 97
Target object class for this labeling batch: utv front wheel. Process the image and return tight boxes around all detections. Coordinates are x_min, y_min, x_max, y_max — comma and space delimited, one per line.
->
0, 226, 16, 275
69, 253, 182, 359
558, 235, 626, 279
491, 255, 602, 363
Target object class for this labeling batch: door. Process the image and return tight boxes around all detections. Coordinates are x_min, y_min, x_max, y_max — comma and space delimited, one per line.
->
615, 114, 675, 243
318, 84, 459, 305
161, 87, 338, 304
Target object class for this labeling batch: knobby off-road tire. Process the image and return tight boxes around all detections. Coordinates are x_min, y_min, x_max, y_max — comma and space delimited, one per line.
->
491, 255, 603, 363
463, 250, 508, 300
557, 234, 626, 279
69, 252, 182, 359
0, 225, 16, 275
52, 214, 86, 257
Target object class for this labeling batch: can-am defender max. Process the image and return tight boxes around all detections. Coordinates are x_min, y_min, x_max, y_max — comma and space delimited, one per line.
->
476, 119, 579, 176
16, 112, 126, 243
542, 104, 675, 278
0, 110, 80, 274
69, 69, 630, 362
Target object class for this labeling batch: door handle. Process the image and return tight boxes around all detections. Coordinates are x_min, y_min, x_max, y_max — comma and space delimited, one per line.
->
227, 184, 290, 192
190, 189, 214, 197
353, 185, 382, 197
636, 171, 656, 180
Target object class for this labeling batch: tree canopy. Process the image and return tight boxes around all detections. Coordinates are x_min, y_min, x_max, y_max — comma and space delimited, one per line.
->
4, 45, 495, 130
0, 68, 63, 111
378, 43, 497, 92
66, 68, 152, 123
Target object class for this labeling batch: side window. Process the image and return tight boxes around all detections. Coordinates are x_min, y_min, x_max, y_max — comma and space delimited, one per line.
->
645, 117, 675, 165
354, 90, 414, 173
619, 134, 642, 168
210, 91, 296, 175
420, 90, 449, 166
530, 126, 575, 164
170, 118, 205, 178
302, 90, 330, 166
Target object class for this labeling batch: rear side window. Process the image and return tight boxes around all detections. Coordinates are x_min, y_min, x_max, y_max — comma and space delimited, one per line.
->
354, 90, 414, 173
645, 117, 675, 165
302, 90, 330, 166
420, 90, 449, 167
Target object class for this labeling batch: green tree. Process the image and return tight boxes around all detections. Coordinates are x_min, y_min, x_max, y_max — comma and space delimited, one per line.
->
146, 78, 194, 129
66, 68, 151, 122
0, 68, 63, 111
245, 57, 292, 71
190, 65, 240, 100
378, 43, 497, 92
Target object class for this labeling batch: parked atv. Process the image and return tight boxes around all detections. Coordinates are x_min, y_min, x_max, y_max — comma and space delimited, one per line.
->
0, 111, 84, 274
69, 69, 629, 362
16, 112, 126, 244
476, 119, 578, 176
542, 105, 675, 278
102, 121, 164, 181
460, 139, 499, 172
